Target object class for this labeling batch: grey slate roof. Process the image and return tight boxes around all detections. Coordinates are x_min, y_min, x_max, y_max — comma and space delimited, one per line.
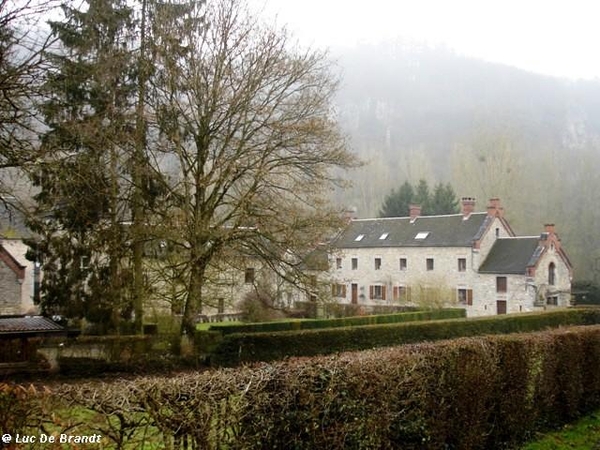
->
0, 316, 64, 336
332, 212, 491, 248
478, 237, 541, 274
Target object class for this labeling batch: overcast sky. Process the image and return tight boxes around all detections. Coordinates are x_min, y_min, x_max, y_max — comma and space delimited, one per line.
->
253, 0, 600, 81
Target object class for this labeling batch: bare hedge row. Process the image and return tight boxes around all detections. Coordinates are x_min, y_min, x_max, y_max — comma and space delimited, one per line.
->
5, 325, 600, 449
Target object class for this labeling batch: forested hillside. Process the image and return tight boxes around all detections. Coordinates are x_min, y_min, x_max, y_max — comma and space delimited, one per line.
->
333, 41, 600, 280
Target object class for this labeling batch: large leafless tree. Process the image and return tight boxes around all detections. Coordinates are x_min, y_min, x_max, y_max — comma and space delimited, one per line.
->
0, 0, 55, 201
148, 0, 357, 335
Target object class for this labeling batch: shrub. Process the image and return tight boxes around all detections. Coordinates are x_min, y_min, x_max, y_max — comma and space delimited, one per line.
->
237, 287, 287, 323
10, 325, 600, 449
208, 308, 465, 336
210, 308, 600, 366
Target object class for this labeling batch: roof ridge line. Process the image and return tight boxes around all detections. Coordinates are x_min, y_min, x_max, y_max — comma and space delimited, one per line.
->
352, 212, 487, 222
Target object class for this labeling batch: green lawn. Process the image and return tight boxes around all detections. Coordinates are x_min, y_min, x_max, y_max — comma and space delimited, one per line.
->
522, 412, 600, 449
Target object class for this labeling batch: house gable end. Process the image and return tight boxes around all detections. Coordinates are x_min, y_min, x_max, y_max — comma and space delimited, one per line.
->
0, 244, 25, 280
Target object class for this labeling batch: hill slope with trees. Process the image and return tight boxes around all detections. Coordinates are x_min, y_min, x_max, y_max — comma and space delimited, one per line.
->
333, 41, 600, 280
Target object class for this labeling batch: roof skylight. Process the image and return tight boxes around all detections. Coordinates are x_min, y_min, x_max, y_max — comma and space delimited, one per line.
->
379, 232, 389, 240
355, 234, 365, 241
415, 232, 430, 240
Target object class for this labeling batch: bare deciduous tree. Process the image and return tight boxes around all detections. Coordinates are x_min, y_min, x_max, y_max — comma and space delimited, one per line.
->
0, 0, 56, 200
148, 0, 358, 336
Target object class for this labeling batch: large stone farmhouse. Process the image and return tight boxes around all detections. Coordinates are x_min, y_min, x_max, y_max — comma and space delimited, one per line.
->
326, 198, 573, 316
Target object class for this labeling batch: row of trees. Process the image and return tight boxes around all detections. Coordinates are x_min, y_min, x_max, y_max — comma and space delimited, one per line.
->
0, 0, 356, 336
378, 180, 459, 217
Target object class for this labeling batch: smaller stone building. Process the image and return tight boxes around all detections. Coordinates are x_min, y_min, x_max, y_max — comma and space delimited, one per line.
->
326, 198, 573, 316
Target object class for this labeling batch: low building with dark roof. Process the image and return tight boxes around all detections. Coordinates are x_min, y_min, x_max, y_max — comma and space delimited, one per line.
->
0, 315, 66, 372
325, 198, 572, 316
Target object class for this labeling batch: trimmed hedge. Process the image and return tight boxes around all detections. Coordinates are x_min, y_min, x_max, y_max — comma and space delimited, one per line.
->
13, 325, 600, 449
210, 308, 600, 366
208, 308, 465, 335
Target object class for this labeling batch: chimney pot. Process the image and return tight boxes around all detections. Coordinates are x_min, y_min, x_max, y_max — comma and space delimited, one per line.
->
461, 197, 476, 217
544, 223, 555, 234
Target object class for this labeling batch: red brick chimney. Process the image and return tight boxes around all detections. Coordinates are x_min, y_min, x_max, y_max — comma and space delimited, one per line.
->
409, 204, 421, 222
486, 198, 504, 218
540, 223, 561, 252
461, 197, 476, 218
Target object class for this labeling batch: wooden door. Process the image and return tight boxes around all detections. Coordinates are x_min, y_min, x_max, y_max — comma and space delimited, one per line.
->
496, 300, 507, 315
351, 283, 358, 304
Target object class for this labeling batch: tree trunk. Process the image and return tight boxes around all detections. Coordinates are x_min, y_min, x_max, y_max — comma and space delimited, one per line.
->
181, 259, 205, 338
132, 0, 148, 335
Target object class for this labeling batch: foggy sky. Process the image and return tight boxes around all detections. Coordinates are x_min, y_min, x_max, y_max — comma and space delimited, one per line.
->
253, 0, 600, 81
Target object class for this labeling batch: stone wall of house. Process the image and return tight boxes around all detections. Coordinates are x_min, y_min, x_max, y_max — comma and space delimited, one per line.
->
1, 240, 36, 314
0, 262, 22, 314
330, 245, 479, 309
201, 260, 307, 315
474, 216, 513, 268
533, 246, 572, 307
327, 215, 517, 316
471, 273, 536, 317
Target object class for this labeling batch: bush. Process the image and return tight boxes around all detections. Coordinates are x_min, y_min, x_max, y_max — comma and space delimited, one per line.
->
210, 308, 600, 366
208, 308, 465, 336
0, 383, 51, 437
238, 286, 287, 322
12, 325, 600, 449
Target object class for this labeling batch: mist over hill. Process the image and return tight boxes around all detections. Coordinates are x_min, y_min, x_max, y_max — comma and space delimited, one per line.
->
333, 41, 600, 280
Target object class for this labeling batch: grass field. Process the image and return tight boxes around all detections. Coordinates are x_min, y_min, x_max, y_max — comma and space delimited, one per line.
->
521, 412, 600, 449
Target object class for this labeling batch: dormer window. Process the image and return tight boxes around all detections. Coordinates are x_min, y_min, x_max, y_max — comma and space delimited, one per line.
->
415, 232, 429, 240
355, 234, 365, 241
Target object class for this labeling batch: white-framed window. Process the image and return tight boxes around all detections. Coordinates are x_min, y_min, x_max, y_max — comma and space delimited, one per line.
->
458, 258, 467, 272
352, 257, 358, 270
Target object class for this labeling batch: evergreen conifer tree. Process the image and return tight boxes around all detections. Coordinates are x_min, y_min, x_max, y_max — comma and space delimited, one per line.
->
29, 0, 137, 330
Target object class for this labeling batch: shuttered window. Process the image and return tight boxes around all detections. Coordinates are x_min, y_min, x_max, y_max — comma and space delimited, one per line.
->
369, 285, 387, 300
331, 284, 347, 298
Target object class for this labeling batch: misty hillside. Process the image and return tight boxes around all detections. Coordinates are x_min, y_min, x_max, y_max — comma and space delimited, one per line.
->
333, 41, 600, 280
